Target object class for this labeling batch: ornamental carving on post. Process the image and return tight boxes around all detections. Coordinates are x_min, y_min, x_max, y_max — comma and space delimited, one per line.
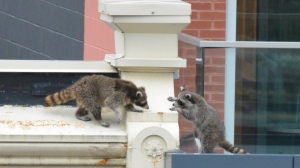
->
144, 141, 164, 158
142, 135, 167, 161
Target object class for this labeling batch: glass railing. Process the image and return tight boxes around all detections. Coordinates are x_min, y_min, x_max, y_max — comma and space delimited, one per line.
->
178, 33, 300, 154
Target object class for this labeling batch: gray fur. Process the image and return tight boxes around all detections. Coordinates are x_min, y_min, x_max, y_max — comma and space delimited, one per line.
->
168, 86, 247, 154
44, 75, 149, 127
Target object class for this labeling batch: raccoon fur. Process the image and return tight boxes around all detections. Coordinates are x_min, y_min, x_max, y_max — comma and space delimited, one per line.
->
44, 75, 149, 127
168, 86, 247, 154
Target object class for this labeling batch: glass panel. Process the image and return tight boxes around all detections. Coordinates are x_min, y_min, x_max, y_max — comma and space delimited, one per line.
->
236, 0, 300, 154
235, 48, 300, 154
177, 40, 203, 153
237, 0, 300, 41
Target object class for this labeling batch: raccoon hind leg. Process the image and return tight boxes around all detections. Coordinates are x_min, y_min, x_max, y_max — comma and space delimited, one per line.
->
75, 107, 91, 121
77, 96, 110, 127
201, 135, 218, 153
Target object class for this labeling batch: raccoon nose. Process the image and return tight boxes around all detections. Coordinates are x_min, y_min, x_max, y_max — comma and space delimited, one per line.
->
172, 103, 175, 106
145, 104, 149, 109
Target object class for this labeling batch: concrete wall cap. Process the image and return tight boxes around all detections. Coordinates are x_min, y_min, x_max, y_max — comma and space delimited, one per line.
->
99, 0, 191, 16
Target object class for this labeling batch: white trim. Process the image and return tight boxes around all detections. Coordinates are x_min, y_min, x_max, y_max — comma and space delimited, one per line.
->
224, 0, 237, 148
0, 60, 117, 73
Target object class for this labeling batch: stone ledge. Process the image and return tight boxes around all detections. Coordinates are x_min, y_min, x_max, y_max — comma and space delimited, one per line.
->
0, 157, 126, 167
0, 143, 127, 157
0, 106, 127, 143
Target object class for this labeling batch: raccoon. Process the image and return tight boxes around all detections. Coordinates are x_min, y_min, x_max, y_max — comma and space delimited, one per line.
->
168, 86, 247, 154
44, 75, 149, 127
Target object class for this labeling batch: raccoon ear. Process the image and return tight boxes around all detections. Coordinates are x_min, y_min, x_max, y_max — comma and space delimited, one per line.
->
180, 86, 186, 91
139, 87, 145, 91
136, 91, 143, 97
185, 94, 191, 100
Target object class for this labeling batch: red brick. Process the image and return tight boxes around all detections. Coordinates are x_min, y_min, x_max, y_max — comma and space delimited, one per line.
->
214, 2, 226, 11
199, 30, 225, 39
184, 66, 196, 74
191, 11, 199, 20
184, 75, 196, 84
199, 11, 226, 20
181, 42, 196, 50
211, 57, 225, 64
211, 93, 224, 102
178, 48, 184, 56
204, 56, 212, 64
205, 48, 226, 57
192, 3, 212, 11
184, 84, 196, 92
186, 20, 212, 29
214, 20, 226, 29
186, 58, 196, 66
181, 30, 199, 37
204, 75, 210, 83
205, 66, 225, 74
185, 48, 197, 57
211, 75, 225, 83
204, 84, 224, 92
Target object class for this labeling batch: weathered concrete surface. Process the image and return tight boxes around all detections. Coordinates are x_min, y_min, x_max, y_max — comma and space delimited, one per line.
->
0, 106, 127, 143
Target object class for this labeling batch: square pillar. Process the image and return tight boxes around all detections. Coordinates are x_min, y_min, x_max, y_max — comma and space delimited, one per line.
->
99, 1, 191, 167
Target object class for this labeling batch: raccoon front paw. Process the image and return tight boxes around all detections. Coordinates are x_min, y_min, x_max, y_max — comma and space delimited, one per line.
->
77, 116, 91, 121
131, 109, 143, 113
167, 96, 177, 102
169, 107, 176, 111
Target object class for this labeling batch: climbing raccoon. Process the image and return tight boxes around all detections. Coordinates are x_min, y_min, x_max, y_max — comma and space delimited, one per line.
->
168, 86, 247, 154
44, 75, 149, 127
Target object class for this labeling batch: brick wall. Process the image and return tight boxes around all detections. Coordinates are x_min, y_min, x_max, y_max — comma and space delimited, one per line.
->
176, 0, 226, 138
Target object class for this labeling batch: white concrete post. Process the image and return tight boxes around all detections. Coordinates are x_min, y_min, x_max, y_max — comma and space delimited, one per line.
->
99, 1, 191, 167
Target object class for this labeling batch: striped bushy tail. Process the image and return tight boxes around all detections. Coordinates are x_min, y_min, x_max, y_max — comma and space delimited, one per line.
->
219, 140, 248, 154
44, 87, 76, 107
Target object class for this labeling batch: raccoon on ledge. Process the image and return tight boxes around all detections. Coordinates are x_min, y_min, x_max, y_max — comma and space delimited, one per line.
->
168, 86, 248, 154
44, 75, 149, 127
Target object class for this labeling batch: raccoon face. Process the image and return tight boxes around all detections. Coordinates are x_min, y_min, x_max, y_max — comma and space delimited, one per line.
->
170, 87, 197, 120
173, 92, 195, 109
173, 86, 196, 108
134, 87, 149, 109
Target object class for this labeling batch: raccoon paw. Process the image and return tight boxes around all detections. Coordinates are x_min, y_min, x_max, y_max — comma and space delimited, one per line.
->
131, 109, 143, 113
77, 116, 91, 121
169, 107, 176, 111
167, 96, 177, 102
99, 120, 110, 127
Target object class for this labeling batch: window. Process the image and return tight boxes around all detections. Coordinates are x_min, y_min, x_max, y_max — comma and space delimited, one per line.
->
234, 0, 300, 154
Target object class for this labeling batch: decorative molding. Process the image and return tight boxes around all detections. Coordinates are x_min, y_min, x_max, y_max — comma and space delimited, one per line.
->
144, 141, 164, 158
141, 135, 167, 161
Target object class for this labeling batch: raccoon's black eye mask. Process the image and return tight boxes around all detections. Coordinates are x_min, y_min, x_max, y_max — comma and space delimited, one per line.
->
177, 99, 184, 106
184, 93, 196, 104
139, 102, 148, 107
